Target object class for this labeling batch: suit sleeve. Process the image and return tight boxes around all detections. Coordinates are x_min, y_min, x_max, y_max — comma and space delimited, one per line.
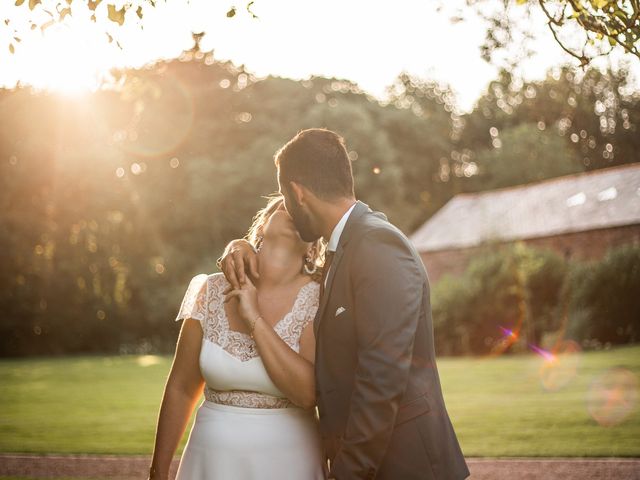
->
330, 228, 425, 480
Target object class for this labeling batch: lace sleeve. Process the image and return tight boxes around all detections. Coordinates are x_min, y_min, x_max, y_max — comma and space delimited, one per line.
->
277, 281, 320, 352
301, 282, 320, 332
175, 274, 209, 324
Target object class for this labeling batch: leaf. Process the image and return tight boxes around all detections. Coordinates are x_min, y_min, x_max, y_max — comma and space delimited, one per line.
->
246, 1, 257, 18
9, 43, 15, 54
15, 0, 25, 5
591, 0, 608, 9
59, 7, 71, 21
88, 0, 102, 11
226, 6, 236, 17
40, 19, 54, 31
108, 4, 126, 26
136, 6, 143, 19
29, 0, 41, 9
516, 0, 528, 4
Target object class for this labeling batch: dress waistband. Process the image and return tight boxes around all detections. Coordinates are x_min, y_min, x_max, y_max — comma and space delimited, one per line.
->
201, 399, 307, 416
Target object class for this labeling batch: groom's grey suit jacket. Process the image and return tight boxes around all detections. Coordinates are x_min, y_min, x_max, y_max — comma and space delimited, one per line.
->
314, 201, 469, 480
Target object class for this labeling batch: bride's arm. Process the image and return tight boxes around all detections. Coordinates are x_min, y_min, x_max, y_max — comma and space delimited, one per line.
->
225, 281, 316, 409
149, 319, 205, 480
252, 314, 316, 408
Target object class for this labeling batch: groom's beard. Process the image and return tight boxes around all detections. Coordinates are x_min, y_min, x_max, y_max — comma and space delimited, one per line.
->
287, 196, 321, 242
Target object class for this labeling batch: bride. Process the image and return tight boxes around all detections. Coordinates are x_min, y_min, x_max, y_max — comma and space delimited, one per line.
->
148, 195, 326, 480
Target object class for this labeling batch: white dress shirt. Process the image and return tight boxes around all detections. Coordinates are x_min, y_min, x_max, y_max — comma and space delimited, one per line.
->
324, 202, 356, 287
327, 202, 357, 253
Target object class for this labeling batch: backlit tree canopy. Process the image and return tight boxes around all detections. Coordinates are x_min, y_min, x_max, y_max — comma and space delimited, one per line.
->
451, 0, 639, 66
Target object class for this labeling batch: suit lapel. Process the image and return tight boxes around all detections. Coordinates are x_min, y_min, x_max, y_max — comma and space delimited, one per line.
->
313, 201, 370, 336
314, 246, 344, 336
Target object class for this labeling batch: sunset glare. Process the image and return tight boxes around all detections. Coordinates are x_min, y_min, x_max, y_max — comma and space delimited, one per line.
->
3, 0, 638, 110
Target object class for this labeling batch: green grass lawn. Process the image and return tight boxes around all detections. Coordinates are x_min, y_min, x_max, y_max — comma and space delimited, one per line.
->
0, 346, 638, 457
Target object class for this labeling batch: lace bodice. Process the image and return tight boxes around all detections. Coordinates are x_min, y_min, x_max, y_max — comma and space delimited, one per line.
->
176, 273, 319, 408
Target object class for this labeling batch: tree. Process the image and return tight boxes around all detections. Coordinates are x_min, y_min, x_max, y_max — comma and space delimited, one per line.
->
472, 122, 583, 189
459, 66, 640, 179
451, 0, 639, 67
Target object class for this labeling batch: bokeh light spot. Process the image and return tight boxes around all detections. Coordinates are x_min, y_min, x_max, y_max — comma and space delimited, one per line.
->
536, 340, 582, 392
587, 367, 639, 427
137, 355, 162, 367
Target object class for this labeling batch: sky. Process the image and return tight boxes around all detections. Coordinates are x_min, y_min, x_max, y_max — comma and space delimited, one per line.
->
1, 0, 638, 112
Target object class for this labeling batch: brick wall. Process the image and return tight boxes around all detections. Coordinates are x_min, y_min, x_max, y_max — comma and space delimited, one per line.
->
419, 224, 640, 284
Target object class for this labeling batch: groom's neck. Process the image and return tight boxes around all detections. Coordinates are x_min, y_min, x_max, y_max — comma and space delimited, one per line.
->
319, 197, 357, 243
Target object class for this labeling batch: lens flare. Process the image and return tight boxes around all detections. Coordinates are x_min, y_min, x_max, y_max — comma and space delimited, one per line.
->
116, 73, 195, 158
533, 340, 582, 391
587, 367, 639, 427
487, 324, 522, 357
499, 325, 518, 339
530, 344, 556, 362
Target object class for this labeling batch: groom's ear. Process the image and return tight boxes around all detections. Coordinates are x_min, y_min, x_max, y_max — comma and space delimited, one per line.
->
289, 181, 306, 205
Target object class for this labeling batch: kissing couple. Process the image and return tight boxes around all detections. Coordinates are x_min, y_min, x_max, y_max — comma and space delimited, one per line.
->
148, 128, 469, 480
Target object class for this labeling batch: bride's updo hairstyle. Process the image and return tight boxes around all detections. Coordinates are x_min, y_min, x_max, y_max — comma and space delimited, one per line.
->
246, 194, 324, 280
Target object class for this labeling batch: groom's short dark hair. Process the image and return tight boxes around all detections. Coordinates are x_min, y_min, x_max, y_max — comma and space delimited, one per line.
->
275, 128, 354, 200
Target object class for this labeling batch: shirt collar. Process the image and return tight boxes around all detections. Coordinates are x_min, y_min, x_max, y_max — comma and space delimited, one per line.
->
327, 202, 357, 252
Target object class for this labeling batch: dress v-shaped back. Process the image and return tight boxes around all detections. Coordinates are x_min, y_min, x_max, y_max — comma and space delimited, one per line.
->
176, 273, 320, 408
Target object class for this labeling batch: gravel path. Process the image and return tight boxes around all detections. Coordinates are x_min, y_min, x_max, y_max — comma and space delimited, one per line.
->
0, 454, 639, 479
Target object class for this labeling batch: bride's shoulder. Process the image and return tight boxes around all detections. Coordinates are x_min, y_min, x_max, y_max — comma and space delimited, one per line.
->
306, 279, 320, 291
184, 272, 227, 293
205, 272, 229, 290
302, 280, 320, 301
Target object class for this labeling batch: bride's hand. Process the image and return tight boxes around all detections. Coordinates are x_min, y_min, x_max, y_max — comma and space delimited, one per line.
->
218, 239, 259, 290
224, 277, 261, 330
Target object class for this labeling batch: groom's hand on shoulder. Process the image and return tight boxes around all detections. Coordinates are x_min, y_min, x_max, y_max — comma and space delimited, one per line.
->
217, 239, 259, 290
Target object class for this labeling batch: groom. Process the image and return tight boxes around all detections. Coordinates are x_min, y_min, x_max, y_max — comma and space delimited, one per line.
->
221, 129, 469, 480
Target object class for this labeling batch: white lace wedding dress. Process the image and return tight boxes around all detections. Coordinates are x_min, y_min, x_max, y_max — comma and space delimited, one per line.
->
174, 273, 326, 480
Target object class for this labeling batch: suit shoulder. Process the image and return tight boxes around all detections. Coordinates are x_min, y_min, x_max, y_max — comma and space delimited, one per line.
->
355, 212, 410, 247
350, 213, 426, 278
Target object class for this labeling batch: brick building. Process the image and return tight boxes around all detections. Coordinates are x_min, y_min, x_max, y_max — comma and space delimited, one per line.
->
410, 163, 640, 284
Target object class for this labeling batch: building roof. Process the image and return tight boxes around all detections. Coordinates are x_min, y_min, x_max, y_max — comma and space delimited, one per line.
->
410, 163, 640, 252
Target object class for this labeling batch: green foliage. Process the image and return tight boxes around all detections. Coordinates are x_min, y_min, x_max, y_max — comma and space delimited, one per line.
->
524, 247, 569, 345
567, 244, 640, 345
433, 241, 640, 356
432, 243, 567, 355
462, 67, 640, 174
473, 122, 583, 189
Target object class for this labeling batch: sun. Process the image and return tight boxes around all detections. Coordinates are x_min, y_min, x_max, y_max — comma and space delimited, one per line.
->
9, 18, 117, 96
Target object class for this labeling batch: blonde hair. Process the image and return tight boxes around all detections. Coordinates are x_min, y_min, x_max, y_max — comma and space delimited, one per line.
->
245, 194, 325, 279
